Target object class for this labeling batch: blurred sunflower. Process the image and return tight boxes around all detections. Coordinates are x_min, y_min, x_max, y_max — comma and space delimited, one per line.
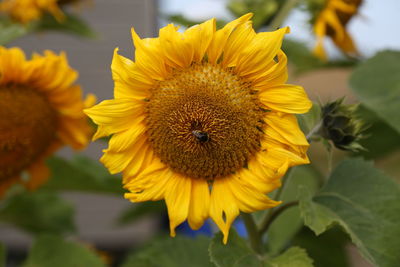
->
312, 0, 363, 60
0, 0, 64, 23
85, 14, 311, 243
0, 47, 94, 197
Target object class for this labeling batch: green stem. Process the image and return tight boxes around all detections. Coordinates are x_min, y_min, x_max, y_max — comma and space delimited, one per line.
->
326, 145, 333, 176
241, 213, 263, 254
257, 167, 294, 233
268, 0, 300, 30
306, 120, 323, 142
258, 201, 299, 235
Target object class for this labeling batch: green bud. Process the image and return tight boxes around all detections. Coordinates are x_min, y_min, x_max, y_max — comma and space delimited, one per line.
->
320, 98, 365, 152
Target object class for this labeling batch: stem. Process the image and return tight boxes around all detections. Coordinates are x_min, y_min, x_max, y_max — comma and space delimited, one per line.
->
258, 201, 299, 235
257, 168, 294, 233
268, 0, 300, 30
326, 146, 333, 176
306, 120, 323, 142
241, 213, 263, 254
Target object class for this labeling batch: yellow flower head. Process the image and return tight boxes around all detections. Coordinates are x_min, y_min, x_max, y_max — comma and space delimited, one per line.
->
0, 0, 65, 23
0, 47, 94, 197
313, 0, 363, 60
85, 14, 312, 243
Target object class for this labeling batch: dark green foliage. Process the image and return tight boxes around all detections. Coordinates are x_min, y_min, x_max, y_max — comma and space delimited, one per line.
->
122, 235, 213, 267
0, 192, 75, 235
23, 235, 105, 267
299, 158, 400, 266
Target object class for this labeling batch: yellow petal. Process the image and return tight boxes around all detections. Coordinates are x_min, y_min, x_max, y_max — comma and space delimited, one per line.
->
122, 141, 155, 184
323, 9, 345, 42
0, 47, 27, 84
188, 179, 210, 230
131, 27, 169, 80
124, 162, 170, 202
159, 24, 194, 68
57, 119, 89, 150
258, 84, 312, 114
184, 18, 216, 62
238, 162, 281, 194
107, 115, 146, 152
164, 173, 191, 237
207, 13, 253, 64
252, 50, 288, 89
84, 98, 144, 140
221, 21, 256, 68
264, 112, 309, 146
112, 48, 153, 99
333, 30, 358, 55
209, 177, 240, 244
101, 134, 148, 175
227, 176, 281, 213
259, 144, 309, 170
84, 93, 97, 108
234, 27, 289, 79
124, 158, 166, 189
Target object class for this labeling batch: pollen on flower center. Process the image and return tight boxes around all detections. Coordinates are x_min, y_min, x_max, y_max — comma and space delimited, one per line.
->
146, 63, 264, 179
0, 85, 57, 180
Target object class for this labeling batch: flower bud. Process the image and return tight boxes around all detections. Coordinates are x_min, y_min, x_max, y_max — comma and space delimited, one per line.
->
321, 99, 365, 152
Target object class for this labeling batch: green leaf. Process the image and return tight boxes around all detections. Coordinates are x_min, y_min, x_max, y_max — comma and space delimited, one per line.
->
350, 50, 400, 134
298, 186, 336, 235
292, 227, 350, 267
209, 229, 260, 267
122, 235, 213, 267
0, 243, 5, 267
299, 158, 400, 267
354, 105, 400, 159
44, 156, 123, 195
0, 18, 30, 45
266, 166, 320, 254
117, 201, 165, 226
34, 13, 96, 38
0, 191, 74, 235
23, 235, 105, 267
265, 247, 314, 267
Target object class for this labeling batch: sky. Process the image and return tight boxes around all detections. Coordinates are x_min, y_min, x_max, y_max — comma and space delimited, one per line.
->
160, 0, 400, 57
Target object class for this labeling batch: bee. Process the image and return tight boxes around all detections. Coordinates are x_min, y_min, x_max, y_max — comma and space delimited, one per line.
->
192, 130, 209, 143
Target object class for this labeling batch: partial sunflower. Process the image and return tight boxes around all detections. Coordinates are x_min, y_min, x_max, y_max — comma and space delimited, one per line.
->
0, 0, 65, 23
85, 14, 311, 243
0, 47, 94, 197
311, 0, 362, 60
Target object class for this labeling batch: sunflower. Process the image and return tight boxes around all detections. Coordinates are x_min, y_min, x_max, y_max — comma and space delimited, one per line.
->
0, 47, 93, 197
85, 14, 311, 243
0, 0, 65, 23
313, 0, 362, 60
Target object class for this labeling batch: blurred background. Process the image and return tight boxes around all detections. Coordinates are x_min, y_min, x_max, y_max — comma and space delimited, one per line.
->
1, 0, 399, 266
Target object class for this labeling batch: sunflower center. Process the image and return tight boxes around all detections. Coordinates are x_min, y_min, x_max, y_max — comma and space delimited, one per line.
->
146, 63, 264, 179
0, 85, 57, 180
